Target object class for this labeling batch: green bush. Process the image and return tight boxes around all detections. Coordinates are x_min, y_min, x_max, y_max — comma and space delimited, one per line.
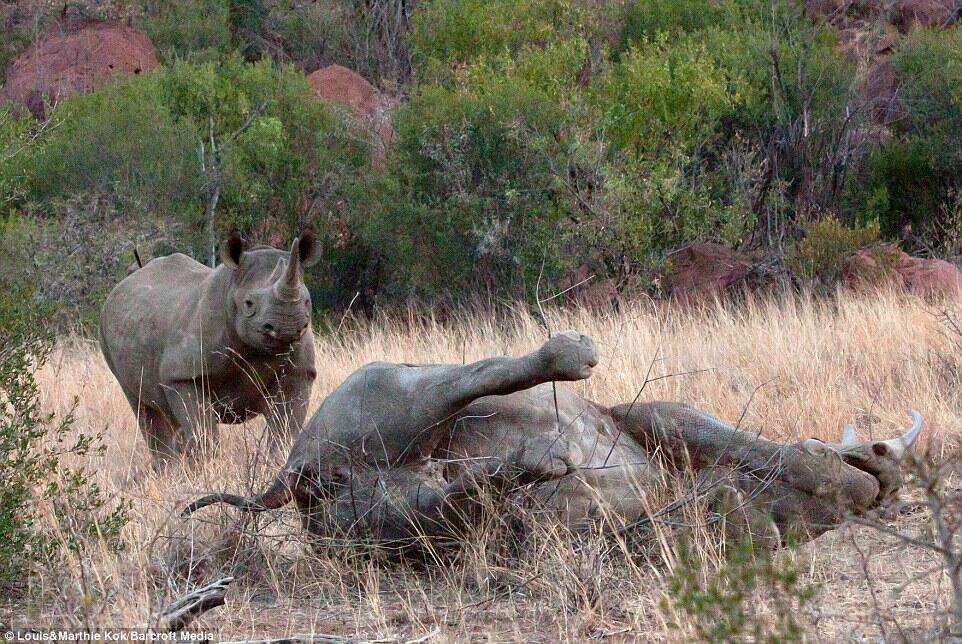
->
269, 2, 350, 71
857, 28, 962, 241
368, 77, 573, 300
0, 104, 37, 208
143, 0, 232, 63
786, 215, 882, 288
410, 0, 602, 85
17, 56, 368, 257
666, 537, 815, 642
162, 55, 369, 246
0, 295, 128, 593
618, 0, 730, 51
22, 72, 201, 217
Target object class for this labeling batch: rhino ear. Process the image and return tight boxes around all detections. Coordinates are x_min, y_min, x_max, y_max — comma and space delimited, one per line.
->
297, 227, 322, 268
220, 232, 244, 269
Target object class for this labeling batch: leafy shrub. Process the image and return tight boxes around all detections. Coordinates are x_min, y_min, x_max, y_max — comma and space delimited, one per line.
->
858, 28, 962, 241
0, 295, 128, 593
367, 77, 574, 301
22, 72, 201, 217
268, 2, 350, 72
410, 0, 602, 85
162, 55, 369, 246
143, 0, 232, 63
666, 537, 815, 642
0, 104, 37, 208
17, 56, 367, 257
597, 32, 757, 256
618, 0, 729, 51
786, 215, 882, 288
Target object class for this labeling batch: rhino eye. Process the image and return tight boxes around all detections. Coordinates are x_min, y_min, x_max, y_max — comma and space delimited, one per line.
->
243, 299, 256, 316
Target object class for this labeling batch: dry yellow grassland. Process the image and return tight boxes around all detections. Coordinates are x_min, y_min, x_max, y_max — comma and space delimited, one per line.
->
13, 290, 962, 641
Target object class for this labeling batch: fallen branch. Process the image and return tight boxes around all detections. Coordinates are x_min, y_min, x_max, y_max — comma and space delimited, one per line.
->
159, 576, 234, 632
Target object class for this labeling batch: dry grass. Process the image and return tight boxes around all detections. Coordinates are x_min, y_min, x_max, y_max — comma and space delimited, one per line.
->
9, 289, 962, 641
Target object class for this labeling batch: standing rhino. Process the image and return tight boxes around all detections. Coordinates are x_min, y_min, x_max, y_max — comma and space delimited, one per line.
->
100, 231, 322, 460
185, 331, 922, 552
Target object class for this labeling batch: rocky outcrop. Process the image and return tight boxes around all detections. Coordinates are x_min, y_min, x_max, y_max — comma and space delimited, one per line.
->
844, 245, 962, 298
1, 20, 160, 117
663, 242, 752, 301
307, 64, 392, 152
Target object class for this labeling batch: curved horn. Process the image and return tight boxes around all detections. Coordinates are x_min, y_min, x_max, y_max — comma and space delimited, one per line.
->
182, 471, 295, 516
876, 410, 923, 459
841, 424, 857, 446
273, 237, 303, 301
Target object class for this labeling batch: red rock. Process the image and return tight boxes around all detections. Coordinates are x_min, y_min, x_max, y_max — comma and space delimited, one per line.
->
844, 245, 962, 298
898, 255, 962, 297
558, 264, 618, 309
306, 64, 392, 152
861, 60, 900, 125
1, 21, 160, 117
307, 64, 380, 120
663, 242, 751, 301
892, 0, 957, 31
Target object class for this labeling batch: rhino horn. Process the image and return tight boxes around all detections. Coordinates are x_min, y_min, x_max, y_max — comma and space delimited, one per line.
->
841, 424, 857, 446
273, 237, 304, 301
875, 410, 923, 460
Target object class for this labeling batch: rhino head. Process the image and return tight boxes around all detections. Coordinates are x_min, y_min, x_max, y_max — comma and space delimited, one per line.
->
220, 229, 322, 354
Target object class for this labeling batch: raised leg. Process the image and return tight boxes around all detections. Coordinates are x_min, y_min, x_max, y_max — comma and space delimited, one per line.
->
304, 331, 598, 468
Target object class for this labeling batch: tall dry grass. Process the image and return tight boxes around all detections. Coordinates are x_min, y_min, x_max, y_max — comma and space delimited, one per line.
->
11, 289, 962, 641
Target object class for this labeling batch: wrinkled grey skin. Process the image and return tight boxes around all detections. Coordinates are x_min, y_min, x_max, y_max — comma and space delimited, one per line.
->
100, 232, 322, 460
185, 331, 919, 553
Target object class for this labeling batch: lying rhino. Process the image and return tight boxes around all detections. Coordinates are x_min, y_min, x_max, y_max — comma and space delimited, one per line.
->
100, 231, 322, 460
185, 331, 922, 550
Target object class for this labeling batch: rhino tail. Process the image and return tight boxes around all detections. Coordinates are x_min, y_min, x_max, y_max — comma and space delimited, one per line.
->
182, 471, 296, 517
134, 247, 143, 269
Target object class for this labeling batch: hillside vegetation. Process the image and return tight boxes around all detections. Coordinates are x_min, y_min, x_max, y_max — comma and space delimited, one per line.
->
2, 0, 962, 322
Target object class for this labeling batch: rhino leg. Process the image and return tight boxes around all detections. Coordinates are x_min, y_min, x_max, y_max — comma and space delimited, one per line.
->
163, 382, 220, 456
396, 330, 598, 433
136, 405, 180, 462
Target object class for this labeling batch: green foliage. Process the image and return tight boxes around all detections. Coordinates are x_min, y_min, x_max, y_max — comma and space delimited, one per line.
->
143, 0, 232, 63
786, 215, 882, 288
410, 0, 602, 85
858, 28, 962, 240
666, 537, 816, 642
16, 56, 366, 257
6, 0, 962, 315
619, 0, 730, 50
269, 2, 350, 71
22, 72, 201, 217
0, 105, 37, 208
0, 295, 129, 592
163, 55, 369, 243
365, 12, 605, 302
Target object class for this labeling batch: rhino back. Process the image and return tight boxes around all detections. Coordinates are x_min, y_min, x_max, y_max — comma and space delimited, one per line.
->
100, 254, 222, 403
